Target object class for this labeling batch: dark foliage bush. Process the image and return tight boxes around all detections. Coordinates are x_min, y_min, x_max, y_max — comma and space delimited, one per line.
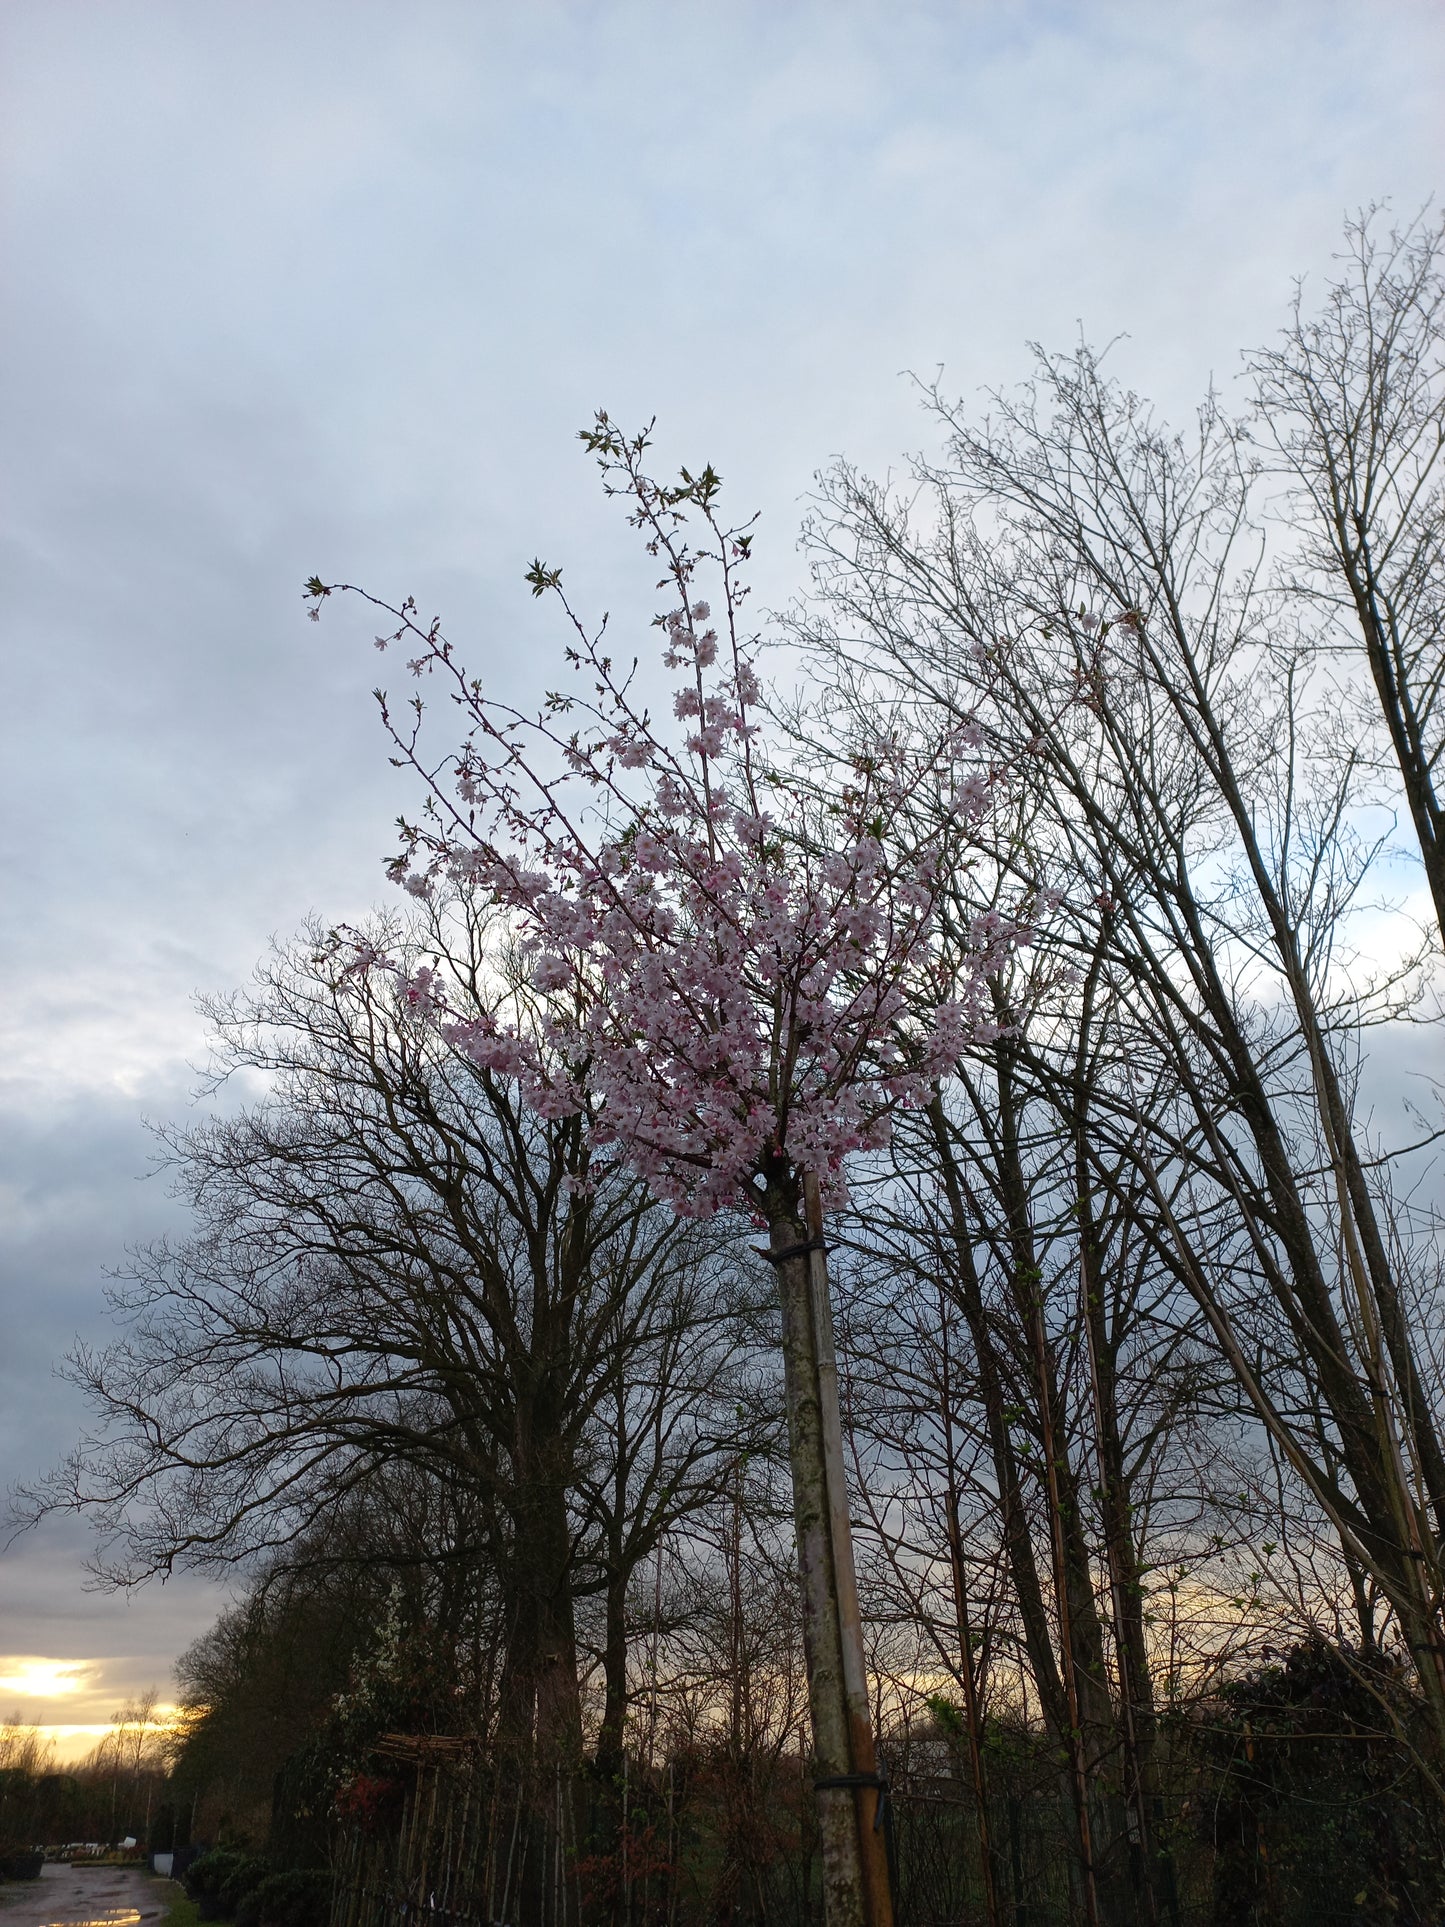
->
234, 1868, 333, 1927
219, 1854, 272, 1913
1190, 1638, 1445, 1925
185, 1848, 253, 1917
0, 1849, 44, 1880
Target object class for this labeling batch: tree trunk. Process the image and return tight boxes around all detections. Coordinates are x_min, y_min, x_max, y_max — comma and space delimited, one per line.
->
764, 1162, 894, 1927
1077, 1147, 1163, 1925
993, 1034, 1106, 1924
497, 1454, 583, 1764
925, 1095, 1068, 1736
596, 1568, 629, 1781
943, 1485, 1002, 1927
1026, 1277, 1104, 1927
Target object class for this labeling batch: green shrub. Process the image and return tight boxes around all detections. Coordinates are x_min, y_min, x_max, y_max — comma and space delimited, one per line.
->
184, 1849, 250, 1917
219, 1855, 271, 1913
234, 1869, 332, 1927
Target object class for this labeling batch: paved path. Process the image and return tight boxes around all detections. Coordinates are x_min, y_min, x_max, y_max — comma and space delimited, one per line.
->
0, 1864, 174, 1927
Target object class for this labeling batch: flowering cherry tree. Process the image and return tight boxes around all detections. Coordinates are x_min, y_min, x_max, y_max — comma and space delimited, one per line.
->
307, 417, 1018, 1927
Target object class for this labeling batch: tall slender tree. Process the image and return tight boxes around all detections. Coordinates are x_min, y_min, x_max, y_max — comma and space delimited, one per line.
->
307, 415, 1018, 1924
797, 310, 1445, 1758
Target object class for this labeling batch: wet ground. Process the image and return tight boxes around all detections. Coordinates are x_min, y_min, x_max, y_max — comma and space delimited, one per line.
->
0, 1864, 174, 1927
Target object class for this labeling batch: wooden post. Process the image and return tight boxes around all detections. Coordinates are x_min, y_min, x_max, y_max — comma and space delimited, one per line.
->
774, 1193, 869, 1927
804, 1172, 896, 1927
770, 1171, 893, 1927
769, 1174, 894, 1927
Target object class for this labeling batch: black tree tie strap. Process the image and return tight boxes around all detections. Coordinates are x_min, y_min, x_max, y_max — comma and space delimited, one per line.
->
754, 1236, 832, 1265
812, 1767, 890, 1831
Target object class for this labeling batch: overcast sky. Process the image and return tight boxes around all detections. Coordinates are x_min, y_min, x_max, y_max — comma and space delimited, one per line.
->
2, 0, 1442, 1757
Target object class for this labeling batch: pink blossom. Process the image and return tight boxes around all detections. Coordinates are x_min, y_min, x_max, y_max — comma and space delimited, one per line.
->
325, 417, 1023, 1216
532, 955, 571, 992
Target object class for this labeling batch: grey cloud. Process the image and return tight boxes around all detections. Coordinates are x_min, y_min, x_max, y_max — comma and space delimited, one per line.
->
2, 0, 1440, 1700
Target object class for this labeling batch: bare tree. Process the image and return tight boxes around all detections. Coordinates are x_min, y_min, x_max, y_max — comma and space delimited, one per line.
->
33, 900, 748, 1780
796, 301, 1445, 1761
1250, 208, 1445, 947
574, 1248, 776, 1784
837, 928, 1236, 1927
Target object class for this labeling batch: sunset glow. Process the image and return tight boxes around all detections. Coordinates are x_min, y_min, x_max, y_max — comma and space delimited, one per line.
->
0, 1657, 95, 1698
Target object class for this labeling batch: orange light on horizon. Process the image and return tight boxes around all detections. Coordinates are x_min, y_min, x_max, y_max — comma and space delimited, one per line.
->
2, 1706, 186, 1766
0, 1658, 97, 1698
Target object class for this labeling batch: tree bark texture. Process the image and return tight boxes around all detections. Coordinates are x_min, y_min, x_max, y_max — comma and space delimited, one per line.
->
497, 1453, 583, 1764
766, 1167, 894, 1927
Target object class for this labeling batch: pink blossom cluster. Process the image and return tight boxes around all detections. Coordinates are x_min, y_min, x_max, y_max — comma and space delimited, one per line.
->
314, 419, 1020, 1216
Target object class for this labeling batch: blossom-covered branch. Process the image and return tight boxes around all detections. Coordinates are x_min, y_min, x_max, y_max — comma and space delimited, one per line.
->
307, 415, 1018, 1218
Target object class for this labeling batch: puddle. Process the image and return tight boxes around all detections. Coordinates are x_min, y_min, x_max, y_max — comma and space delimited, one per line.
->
38, 1913, 142, 1927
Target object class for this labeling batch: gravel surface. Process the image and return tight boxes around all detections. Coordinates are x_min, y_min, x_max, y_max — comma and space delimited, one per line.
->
0, 1865, 173, 1927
